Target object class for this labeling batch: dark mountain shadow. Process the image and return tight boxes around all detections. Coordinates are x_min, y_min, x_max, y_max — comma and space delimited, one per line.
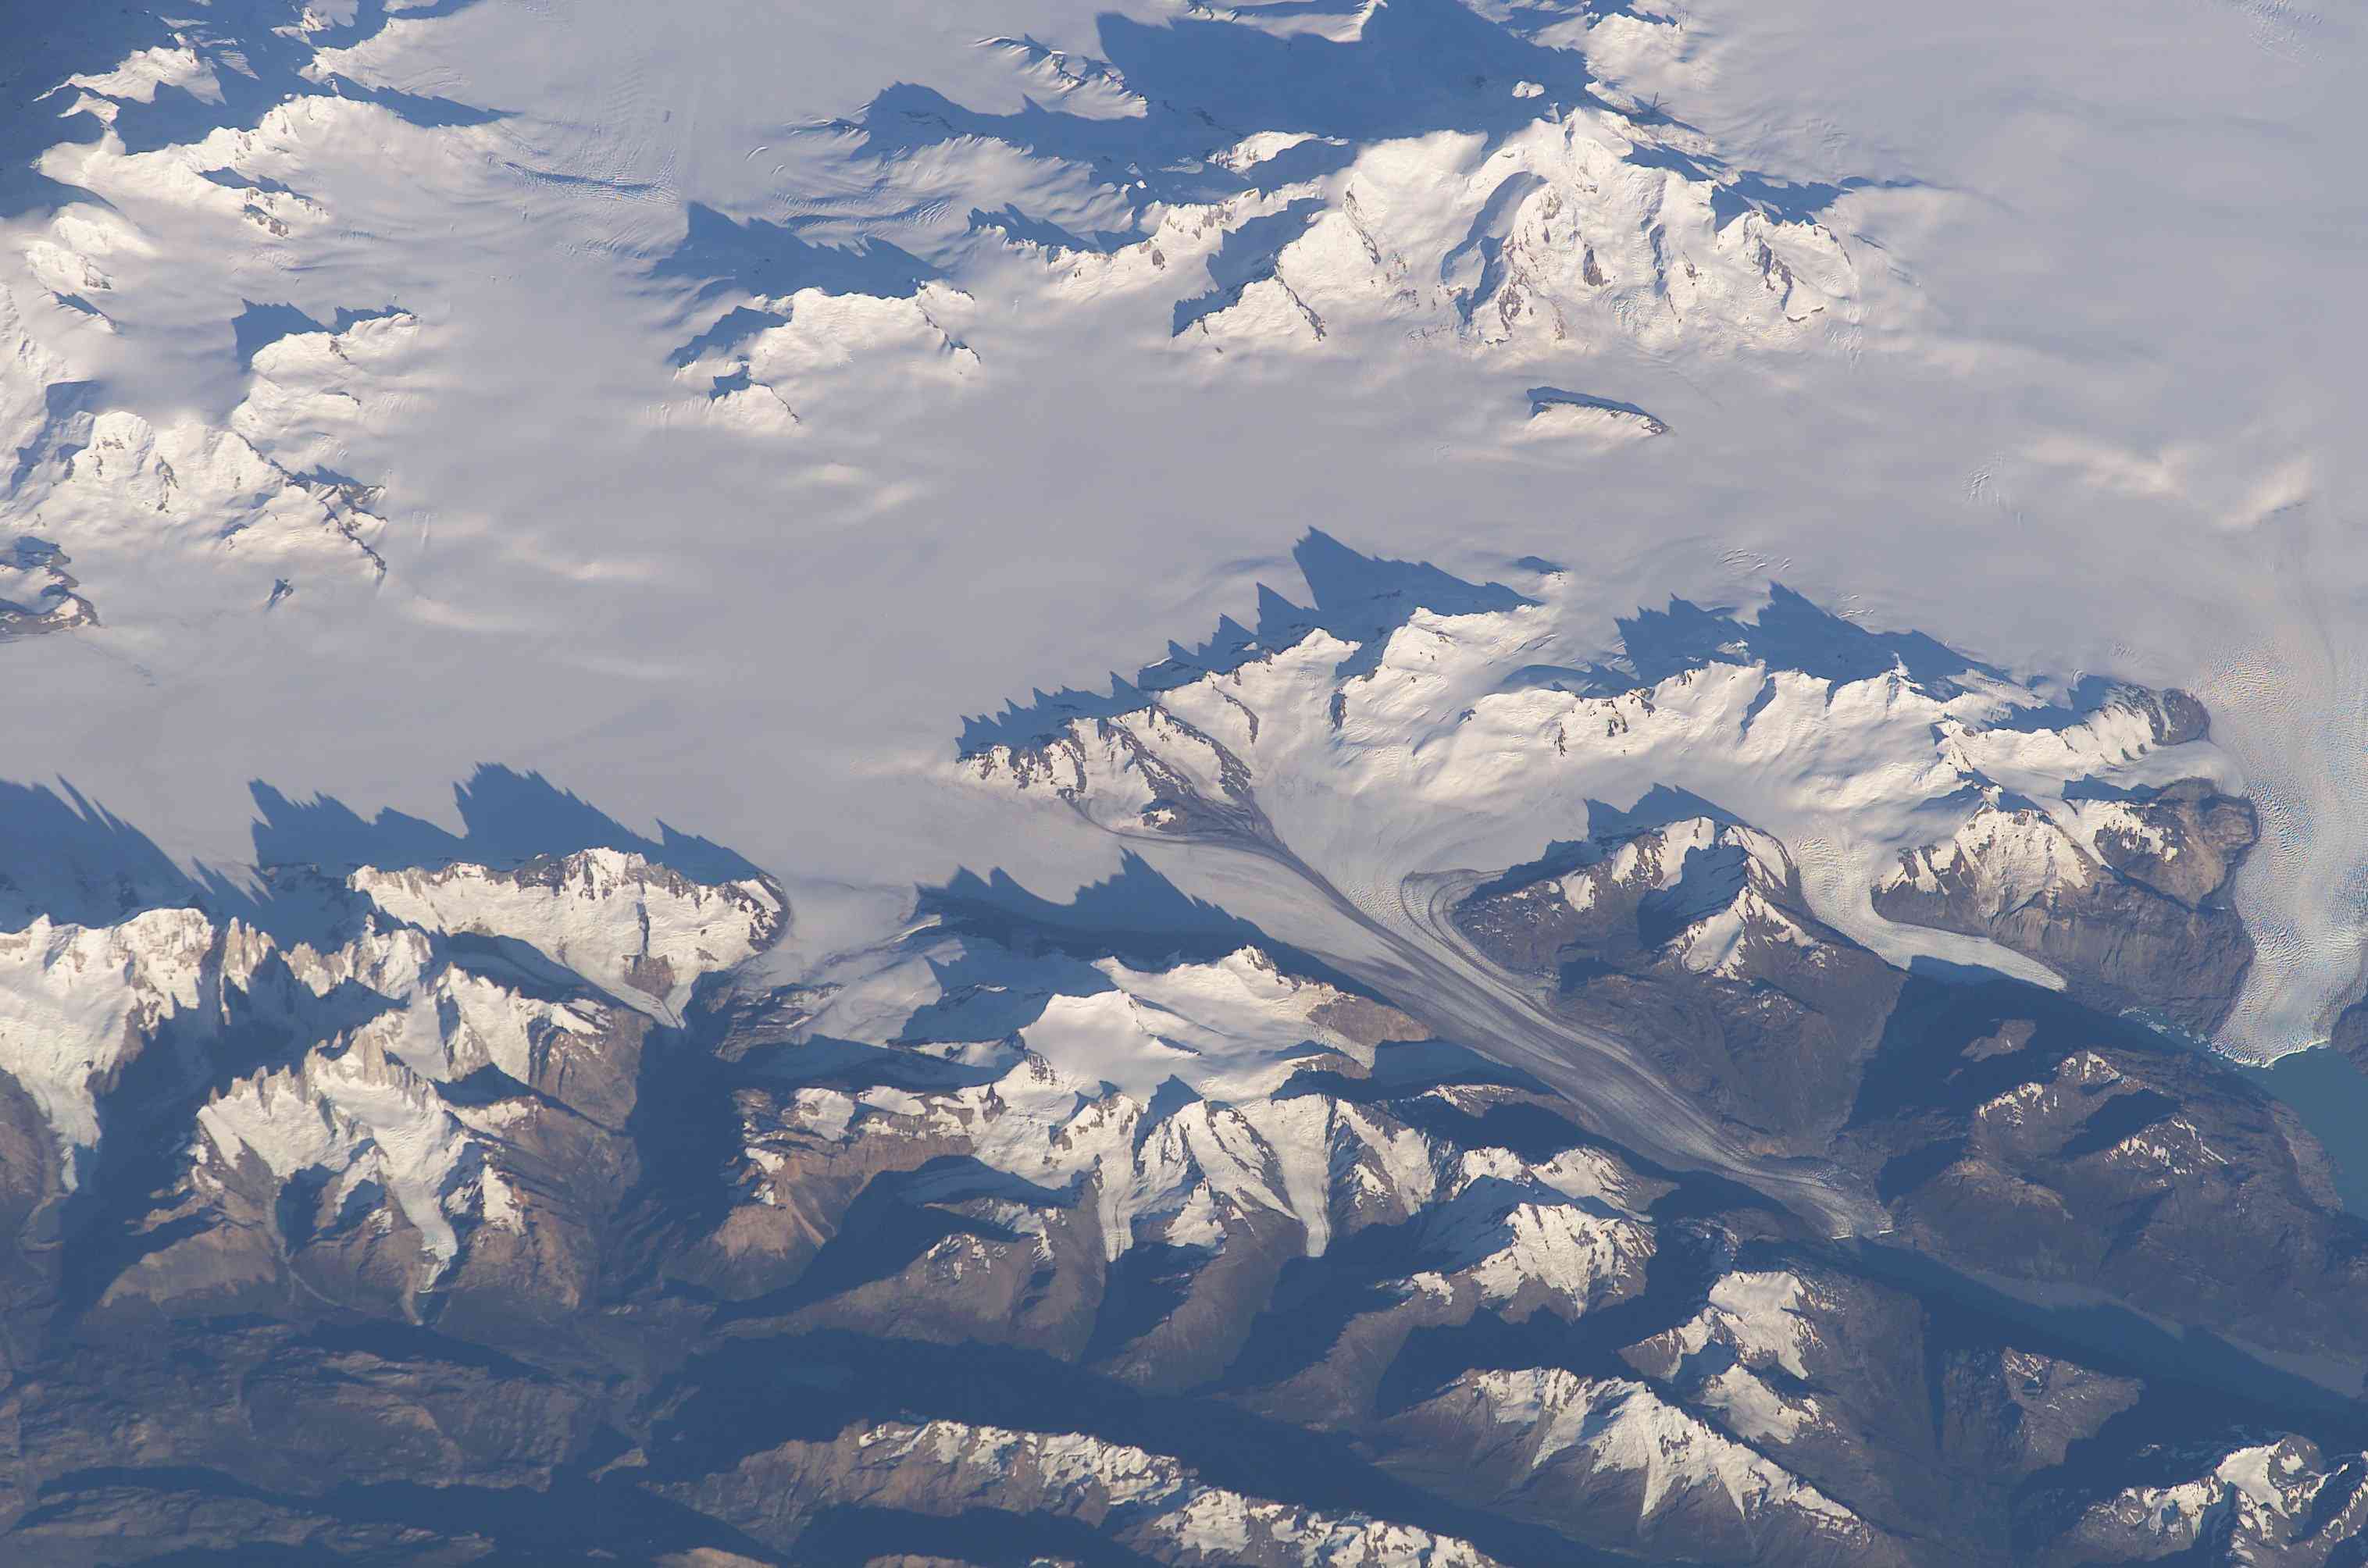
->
230, 302, 324, 367
729, 1035, 1014, 1096
0, 764, 776, 1339
1172, 195, 1326, 333
1587, 783, 1745, 837
1720, 171, 1924, 226
1368, 1221, 1737, 1415
919, 850, 1379, 1000
0, 763, 765, 952
649, 202, 950, 365
1097, 0, 1602, 144
968, 202, 1139, 255
1275, 1038, 1553, 1103
19, 1462, 776, 1564
892, 944, 1120, 1043
667, 304, 787, 368
797, 1504, 1168, 1568
7, 380, 99, 496
230, 301, 408, 369
248, 764, 763, 884
49, 954, 411, 1326
843, 80, 1242, 212
19, 0, 502, 175
1528, 385, 1667, 426
1599, 585, 2002, 696
710, 1158, 1072, 1327
1837, 1237, 2368, 1438
1846, 975, 2198, 1131
651, 1329, 1614, 1566
0, 779, 214, 933
726, 0, 1878, 375
959, 532, 2015, 761
652, 201, 941, 306
40, 0, 499, 162
0, 4, 163, 219
813, 2, 1605, 228
1970, 672, 2150, 736
1292, 526, 1534, 672
959, 529, 1532, 750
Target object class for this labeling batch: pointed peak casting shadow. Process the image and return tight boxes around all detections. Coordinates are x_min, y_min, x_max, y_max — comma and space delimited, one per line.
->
0, 779, 214, 933
919, 850, 1381, 1000
654, 202, 942, 305
1575, 584, 2005, 698
958, 529, 1532, 752
232, 301, 410, 368
0, 764, 769, 943
1468, 785, 1748, 898
1585, 784, 1746, 838
28, 0, 505, 173
248, 764, 765, 886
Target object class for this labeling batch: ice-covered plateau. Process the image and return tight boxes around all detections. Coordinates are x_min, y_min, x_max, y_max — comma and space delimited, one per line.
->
2, 0, 1862, 529
667, 23, 1860, 418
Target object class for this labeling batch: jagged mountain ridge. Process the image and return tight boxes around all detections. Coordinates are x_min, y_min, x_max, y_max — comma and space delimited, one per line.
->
0, 550, 2359, 1564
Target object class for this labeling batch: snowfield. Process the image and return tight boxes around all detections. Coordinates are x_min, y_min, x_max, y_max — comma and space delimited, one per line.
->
3, 0, 2365, 1071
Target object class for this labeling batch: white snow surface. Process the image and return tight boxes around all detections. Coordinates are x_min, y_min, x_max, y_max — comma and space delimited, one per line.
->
0, 849, 765, 1285
842, 1418, 1500, 1565
351, 847, 784, 1021
752, 932, 1657, 1282
1453, 1365, 1871, 1539
966, 608, 2215, 991
5, 0, 2367, 1060
0, 908, 215, 1184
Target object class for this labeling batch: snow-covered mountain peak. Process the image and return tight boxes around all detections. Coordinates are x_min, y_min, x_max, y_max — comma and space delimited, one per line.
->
961, 554, 2235, 1015
351, 847, 787, 1023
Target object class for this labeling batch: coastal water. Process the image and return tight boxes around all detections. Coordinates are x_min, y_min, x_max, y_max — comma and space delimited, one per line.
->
2238, 1047, 2368, 1218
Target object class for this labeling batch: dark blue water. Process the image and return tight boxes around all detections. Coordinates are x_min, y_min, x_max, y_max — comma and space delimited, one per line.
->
2239, 1047, 2368, 1217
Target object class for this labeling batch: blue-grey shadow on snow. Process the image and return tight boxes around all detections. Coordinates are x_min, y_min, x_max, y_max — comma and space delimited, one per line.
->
0, 764, 764, 943
1468, 786, 1746, 899
14, 0, 505, 176
777, 0, 1880, 306
1095, 0, 1601, 144
230, 301, 407, 368
1490, 585, 2005, 702
1969, 672, 2132, 734
7, 381, 98, 494
966, 204, 1139, 256
1525, 385, 1667, 428
961, 530, 2031, 764
1587, 783, 1745, 836
650, 203, 947, 363
920, 850, 1389, 1003
1614, 586, 1998, 691
1171, 196, 1327, 334
0, 779, 226, 932
652, 202, 942, 306
959, 529, 1532, 752
847, 80, 1245, 216
249, 764, 763, 884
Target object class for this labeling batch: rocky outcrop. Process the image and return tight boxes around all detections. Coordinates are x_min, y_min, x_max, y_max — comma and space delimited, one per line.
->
1455, 816, 1905, 1145
1875, 776, 2257, 1036
2033, 1434, 2368, 1566
664, 1418, 1503, 1566
0, 536, 95, 639
0, 851, 786, 1341
1836, 982, 2368, 1371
